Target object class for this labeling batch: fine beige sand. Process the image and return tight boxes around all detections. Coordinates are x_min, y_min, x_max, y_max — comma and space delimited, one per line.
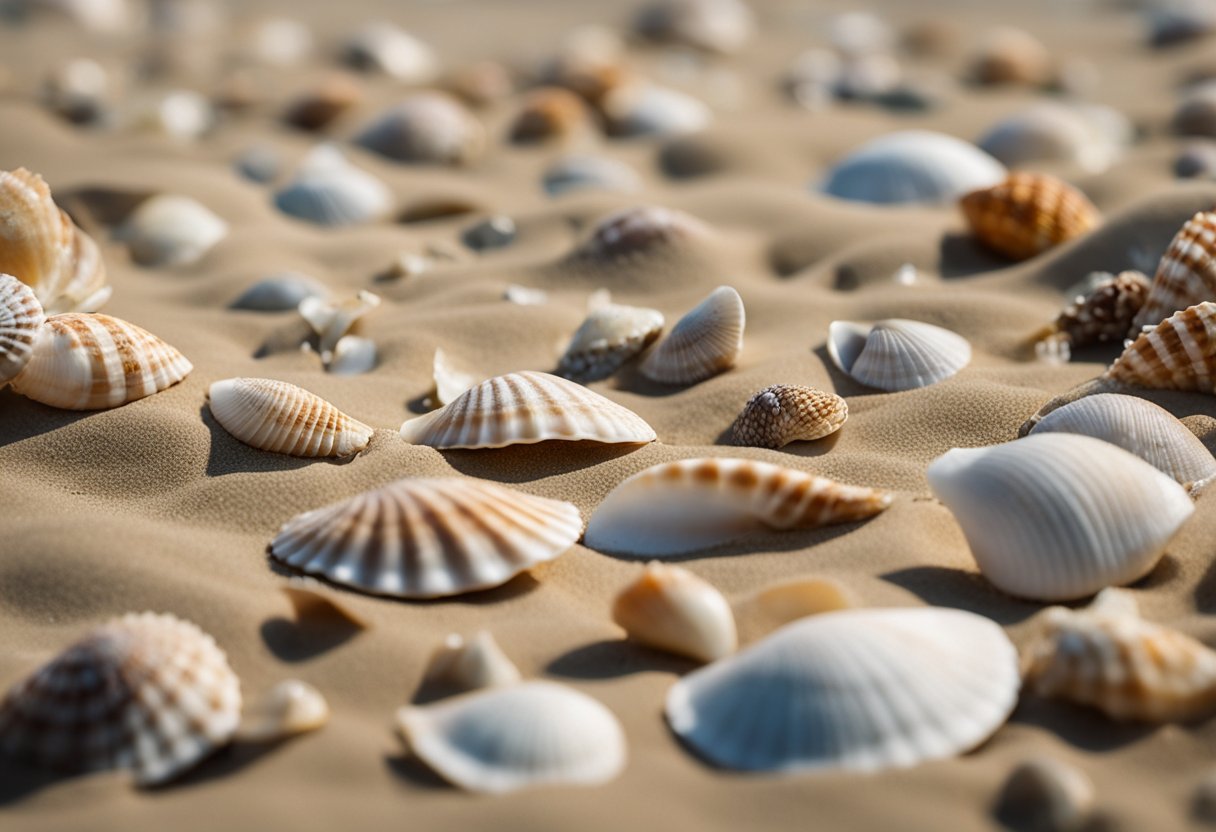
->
4, 0, 1216, 829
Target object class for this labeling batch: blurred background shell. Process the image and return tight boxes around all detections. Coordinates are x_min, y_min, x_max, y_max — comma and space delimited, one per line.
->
542, 155, 643, 197
114, 194, 227, 268
632, 0, 755, 54
959, 173, 1100, 261
602, 83, 711, 138
354, 93, 485, 165
340, 20, 437, 83
274, 145, 392, 227
977, 103, 1132, 174
0, 273, 46, 386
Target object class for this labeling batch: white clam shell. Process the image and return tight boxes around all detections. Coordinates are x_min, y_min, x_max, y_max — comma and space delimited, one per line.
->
612, 562, 737, 662
543, 155, 643, 198
665, 607, 1019, 773
274, 145, 392, 227
354, 93, 485, 165
640, 286, 744, 385
0, 273, 46, 386
230, 273, 328, 312
557, 300, 664, 382
603, 84, 711, 138
827, 318, 970, 391
927, 434, 1195, 601
978, 103, 1132, 174
341, 21, 437, 83
420, 631, 521, 695
327, 335, 377, 376
208, 378, 374, 458
236, 680, 329, 743
115, 194, 227, 268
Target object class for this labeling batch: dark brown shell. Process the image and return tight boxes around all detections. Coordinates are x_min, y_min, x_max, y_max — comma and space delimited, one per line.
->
1049, 271, 1150, 349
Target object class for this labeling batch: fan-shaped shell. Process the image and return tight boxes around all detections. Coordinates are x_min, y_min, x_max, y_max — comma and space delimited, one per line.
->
354, 93, 485, 165
115, 194, 227, 268
977, 103, 1131, 173
927, 434, 1194, 601
420, 631, 521, 696
0, 273, 46, 386
612, 562, 737, 663
602, 84, 711, 138
399, 370, 656, 449
640, 286, 744, 384
0, 612, 241, 786
230, 273, 328, 312
584, 457, 892, 557
665, 607, 1019, 773
270, 477, 583, 598
10, 313, 192, 410
828, 318, 970, 392
236, 680, 329, 743
960, 173, 1100, 261
731, 384, 847, 448
1045, 270, 1150, 350
341, 21, 437, 83
1111, 301, 1216, 391
208, 378, 373, 458
1130, 212, 1216, 332
632, 0, 754, 54
572, 206, 711, 263
274, 145, 392, 227
557, 301, 664, 382
542, 155, 643, 198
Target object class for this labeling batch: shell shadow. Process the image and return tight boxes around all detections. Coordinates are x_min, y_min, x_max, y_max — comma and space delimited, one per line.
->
1008, 698, 1158, 752
711, 422, 843, 457
593, 519, 882, 564
545, 639, 697, 680
439, 441, 645, 483
157, 740, 295, 790
937, 232, 1010, 279
609, 361, 695, 398
879, 566, 1043, 626
404, 391, 432, 416
0, 758, 75, 806
259, 616, 363, 663
201, 404, 337, 477
0, 390, 93, 448
808, 345, 881, 398
384, 752, 452, 790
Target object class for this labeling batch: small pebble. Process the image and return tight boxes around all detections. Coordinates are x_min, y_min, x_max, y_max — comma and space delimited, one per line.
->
462, 215, 517, 251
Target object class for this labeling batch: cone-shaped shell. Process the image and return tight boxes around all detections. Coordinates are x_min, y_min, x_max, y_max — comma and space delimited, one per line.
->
236, 680, 329, 743
270, 477, 583, 599
10, 313, 192, 410
828, 318, 970, 392
354, 93, 485, 165
1130, 212, 1216, 332
640, 286, 744, 384
115, 194, 228, 268
208, 378, 374, 458
960, 173, 1100, 261
0, 273, 46, 385
399, 370, 656, 449
1046, 270, 1150, 349
612, 562, 737, 663
396, 681, 626, 793
927, 434, 1194, 601
420, 631, 521, 696
557, 301, 664, 382
1108, 301, 1216, 392
584, 458, 892, 557
0, 613, 241, 786
665, 607, 1019, 773
274, 145, 392, 227
730, 384, 847, 449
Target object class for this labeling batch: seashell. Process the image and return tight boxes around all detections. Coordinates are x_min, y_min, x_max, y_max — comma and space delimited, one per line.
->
282, 73, 363, 131
831, 53, 903, 101
230, 273, 328, 312
994, 757, 1096, 832
818, 130, 1006, 206
1149, 2, 1216, 47
399, 371, 656, 449
354, 94, 485, 166
584, 457, 892, 557
1040, 270, 1150, 351
26, 0, 134, 33
0, 274, 46, 386
115, 194, 227, 268
542, 154, 643, 197
10, 313, 192, 410
137, 90, 215, 141
612, 562, 737, 663
341, 21, 437, 83
828, 10, 894, 56
1173, 82, 1216, 138
1131, 212, 1216, 331
504, 284, 548, 306
640, 286, 744, 385
827, 318, 970, 392
1022, 587, 1216, 721
431, 348, 479, 407
462, 215, 516, 251
243, 16, 312, 67
556, 299, 664, 382
42, 57, 110, 125
959, 173, 1100, 261
537, 27, 630, 107
633, 0, 755, 54
327, 335, 377, 376
602, 83, 711, 138
927, 434, 1194, 601
978, 103, 1132, 174
0, 612, 241, 786
571, 205, 711, 264
274, 145, 392, 227
664, 607, 1019, 773
298, 289, 380, 358
233, 143, 281, 184
444, 60, 515, 108
270, 477, 583, 599
396, 681, 626, 793
749, 577, 854, 626
420, 631, 521, 696
281, 583, 368, 630
1116, 300, 1216, 390
1176, 140, 1216, 179
967, 27, 1053, 86
208, 378, 374, 458
507, 87, 594, 145
730, 384, 847, 449
236, 680, 329, 743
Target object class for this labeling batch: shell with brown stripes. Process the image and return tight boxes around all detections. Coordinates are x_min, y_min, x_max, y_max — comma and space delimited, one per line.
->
1131, 211, 1216, 332
959, 172, 1100, 261
0, 273, 46, 385
207, 377, 373, 458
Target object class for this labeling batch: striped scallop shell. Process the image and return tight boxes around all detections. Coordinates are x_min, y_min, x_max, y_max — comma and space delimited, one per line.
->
115, 194, 228, 268
556, 301, 664, 382
208, 378, 373, 458
0, 273, 46, 385
927, 434, 1194, 601
572, 206, 712, 264
828, 319, 970, 392
583, 457, 892, 557
270, 477, 583, 599
0, 612, 241, 786
1130, 212, 1216, 332
612, 562, 737, 663
274, 145, 392, 228
399, 370, 656, 449
1109, 301, 1216, 392
665, 607, 1019, 773
640, 286, 744, 385
960, 173, 1100, 261
354, 93, 485, 165
396, 681, 626, 794
730, 384, 848, 449
9, 313, 192, 410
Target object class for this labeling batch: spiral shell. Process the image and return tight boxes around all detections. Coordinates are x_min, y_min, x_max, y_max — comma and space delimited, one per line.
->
612, 562, 737, 663
0, 273, 46, 385
354, 93, 485, 165
1130, 211, 1216, 332
730, 384, 847, 449
1043, 270, 1150, 350
960, 173, 1100, 261
640, 286, 745, 385
208, 378, 374, 458
557, 300, 664, 382
828, 318, 970, 392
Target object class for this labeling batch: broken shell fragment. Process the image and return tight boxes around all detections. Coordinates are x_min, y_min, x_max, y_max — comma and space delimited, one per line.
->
420, 631, 521, 696
556, 299, 664, 382
959, 173, 1100, 261
236, 680, 329, 743
612, 562, 737, 663
298, 290, 380, 359
431, 348, 479, 407
828, 318, 970, 392
640, 286, 744, 385
730, 384, 847, 448
208, 377, 374, 458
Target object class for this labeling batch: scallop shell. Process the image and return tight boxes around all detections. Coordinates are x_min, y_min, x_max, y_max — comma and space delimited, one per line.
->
115, 194, 227, 268
274, 145, 392, 227
270, 477, 583, 599
584, 457, 892, 557
0, 612, 241, 786
612, 563, 737, 663
230, 273, 328, 312
282, 73, 363, 131
819, 130, 1006, 206
730, 384, 848, 449
1172, 82, 1216, 138
508, 87, 594, 145
557, 300, 664, 382
236, 680, 329, 743
10, 313, 192, 410
208, 378, 374, 458
1129, 212, 1216, 332
1043, 270, 1151, 350
1023, 588, 1216, 722
0, 273, 46, 386
828, 318, 970, 392
927, 434, 1194, 601
665, 607, 1019, 773
960, 173, 1100, 261
354, 93, 485, 165
1112, 300, 1216, 391
396, 681, 626, 794
399, 370, 656, 449
341, 21, 437, 83
419, 631, 521, 696
542, 155, 643, 198
572, 206, 711, 263
994, 757, 1096, 832
633, 0, 754, 54
640, 286, 744, 385
602, 84, 712, 138
978, 103, 1132, 174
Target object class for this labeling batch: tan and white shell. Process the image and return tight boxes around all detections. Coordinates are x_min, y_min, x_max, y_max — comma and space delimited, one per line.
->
730, 384, 847, 449
640, 286, 744, 385
556, 299, 664, 382
1131, 212, 1216, 333
208, 378, 374, 458
612, 562, 737, 663
115, 194, 228, 268
0, 273, 46, 385
420, 631, 521, 696
236, 680, 329, 743
828, 318, 971, 392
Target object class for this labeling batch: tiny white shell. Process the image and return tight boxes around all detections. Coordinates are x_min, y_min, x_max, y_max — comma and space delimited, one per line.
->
0, 273, 46, 385
230, 273, 328, 312
236, 680, 329, 743
420, 631, 521, 695
827, 318, 970, 391
603, 84, 712, 138
640, 286, 744, 385
327, 335, 377, 376
274, 145, 392, 227
612, 562, 737, 662
115, 194, 228, 268
208, 378, 374, 458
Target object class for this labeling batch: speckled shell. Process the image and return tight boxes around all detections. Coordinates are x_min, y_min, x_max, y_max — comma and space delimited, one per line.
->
1130, 212, 1216, 332
10, 313, 192, 410
1045, 270, 1150, 349
0, 273, 46, 385
612, 562, 737, 663
508, 87, 593, 144
632, 0, 754, 54
542, 155, 643, 198
115, 194, 228, 268
208, 378, 373, 458
236, 680, 329, 743
665, 607, 1019, 773
584, 457, 892, 557
960, 173, 1100, 261
420, 631, 521, 695
828, 318, 970, 392
572, 206, 711, 263
640, 286, 744, 385
274, 145, 392, 228
602, 84, 712, 138
399, 371, 656, 449
731, 384, 847, 448
0, 613, 241, 786
354, 93, 485, 165
1110, 301, 1216, 392
557, 301, 664, 382
270, 477, 583, 599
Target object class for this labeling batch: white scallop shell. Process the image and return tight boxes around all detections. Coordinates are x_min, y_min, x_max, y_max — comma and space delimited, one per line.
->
236, 680, 329, 743
640, 286, 744, 385
543, 155, 643, 198
432, 347, 479, 406
396, 681, 626, 793
927, 434, 1195, 601
603, 84, 711, 138
354, 93, 485, 165
827, 318, 971, 391
665, 607, 1019, 773
557, 300, 664, 382
270, 477, 583, 599
977, 103, 1132, 174
115, 194, 227, 268
341, 21, 437, 83
208, 378, 374, 458
0, 273, 46, 386
612, 562, 737, 662
230, 273, 328, 312
420, 631, 521, 695
274, 145, 392, 227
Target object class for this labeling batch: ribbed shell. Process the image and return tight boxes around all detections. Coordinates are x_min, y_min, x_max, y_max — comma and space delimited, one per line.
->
0, 612, 241, 786
396, 681, 626, 794
557, 302, 664, 382
399, 370, 656, 449
960, 173, 1100, 261
612, 562, 737, 663
828, 319, 971, 392
1130, 212, 1216, 332
9, 313, 192, 410
208, 378, 374, 458
927, 434, 1194, 601
115, 195, 228, 268
583, 457, 892, 557
730, 384, 848, 449
640, 286, 744, 384
0, 273, 46, 385
274, 146, 392, 227
270, 477, 583, 599
1108, 301, 1216, 392
572, 206, 711, 263
665, 607, 1019, 773
354, 93, 485, 165
1047, 270, 1151, 349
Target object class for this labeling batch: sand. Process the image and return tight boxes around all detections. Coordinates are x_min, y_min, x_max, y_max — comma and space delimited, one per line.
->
3, 0, 1216, 829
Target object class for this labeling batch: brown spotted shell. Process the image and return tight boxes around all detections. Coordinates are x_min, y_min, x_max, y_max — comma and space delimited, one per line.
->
1105, 301, 1216, 392
959, 173, 1099, 261
0, 273, 46, 385
730, 384, 847, 449
207, 377, 374, 458
508, 87, 594, 144
1131, 211, 1216, 332
1046, 270, 1150, 349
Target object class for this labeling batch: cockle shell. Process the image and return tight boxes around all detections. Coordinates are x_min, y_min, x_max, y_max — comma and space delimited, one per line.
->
602, 84, 712, 138
1113, 300, 1216, 391
115, 194, 227, 268
556, 299, 664, 382
542, 155, 643, 198
0, 274, 46, 385
572, 206, 711, 263
665, 607, 1019, 773
508, 87, 594, 145
828, 318, 970, 392
927, 434, 1194, 601
208, 378, 374, 458
341, 21, 437, 83
1042, 270, 1151, 350
10, 313, 192, 410
230, 273, 328, 312
978, 103, 1132, 174
0, 612, 241, 786
399, 371, 656, 449
1022, 588, 1216, 722
730, 384, 848, 449
994, 757, 1096, 832
274, 145, 392, 227
632, 0, 755, 54
354, 94, 485, 166
420, 631, 521, 696
960, 173, 1100, 261
612, 562, 737, 663
640, 286, 744, 385
236, 680, 329, 743
584, 457, 892, 557
1130, 212, 1216, 332
270, 477, 583, 599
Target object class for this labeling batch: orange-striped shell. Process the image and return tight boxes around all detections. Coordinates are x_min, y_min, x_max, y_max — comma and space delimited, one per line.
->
1105, 301, 1216, 392
508, 87, 593, 144
1130, 211, 1216, 332
208, 378, 374, 458
959, 173, 1099, 261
